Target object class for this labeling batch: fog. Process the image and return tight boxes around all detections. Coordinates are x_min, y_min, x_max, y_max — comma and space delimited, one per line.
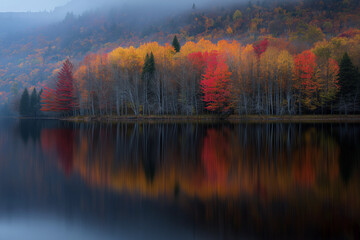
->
0, 0, 69, 12
0, 0, 247, 36
55, 0, 248, 16
0, 0, 242, 13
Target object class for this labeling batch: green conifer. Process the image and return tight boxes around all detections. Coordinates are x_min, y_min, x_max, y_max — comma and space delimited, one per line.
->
141, 53, 150, 81
338, 52, 358, 113
30, 88, 38, 116
148, 52, 155, 75
19, 88, 30, 116
172, 35, 181, 53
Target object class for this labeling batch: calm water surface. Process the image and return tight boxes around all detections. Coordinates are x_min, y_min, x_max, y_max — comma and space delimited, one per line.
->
0, 118, 359, 239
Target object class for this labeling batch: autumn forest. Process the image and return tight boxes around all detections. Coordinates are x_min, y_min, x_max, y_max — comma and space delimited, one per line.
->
1, 0, 359, 117
41, 35, 360, 117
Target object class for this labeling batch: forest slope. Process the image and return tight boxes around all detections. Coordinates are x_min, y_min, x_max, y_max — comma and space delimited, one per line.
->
0, 0, 359, 105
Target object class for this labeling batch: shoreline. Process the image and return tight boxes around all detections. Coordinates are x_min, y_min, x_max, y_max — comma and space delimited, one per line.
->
3, 115, 360, 123
65, 115, 360, 123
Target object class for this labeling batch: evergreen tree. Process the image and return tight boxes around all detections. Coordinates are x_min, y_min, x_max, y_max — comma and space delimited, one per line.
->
55, 59, 75, 114
30, 88, 38, 116
19, 88, 30, 116
37, 89, 43, 115
172, 35, 181, 52
141, 53, 150, 80
142, 52, 155, 80
337, 52, 358, 113
38, 88, 43, 101
41, 59, 76, 115
148, 52, 155, 75
141, 53, 156, 115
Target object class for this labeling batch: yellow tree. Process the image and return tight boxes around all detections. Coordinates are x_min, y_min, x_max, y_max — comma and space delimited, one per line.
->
277, 50, 295, 114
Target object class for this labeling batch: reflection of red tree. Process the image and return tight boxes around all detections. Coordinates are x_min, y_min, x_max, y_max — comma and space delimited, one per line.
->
201, 128, 230, 184
41, 129, 74, 175
294, 154, 316, 187
293, 130, 319, 187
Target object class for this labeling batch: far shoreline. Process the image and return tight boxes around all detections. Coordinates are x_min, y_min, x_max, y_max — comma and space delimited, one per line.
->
66, 115, 360, 123
3, 115, 360, 123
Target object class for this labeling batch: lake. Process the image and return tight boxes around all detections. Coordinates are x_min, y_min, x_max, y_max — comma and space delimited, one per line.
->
0, 118, 359, 239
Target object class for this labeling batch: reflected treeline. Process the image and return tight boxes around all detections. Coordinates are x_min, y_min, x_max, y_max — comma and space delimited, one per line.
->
18, 120, 43, 144
15, 121, 360, 196
336, 124, 360, 184
5, 120, 360, 238
17, 119, 63, 144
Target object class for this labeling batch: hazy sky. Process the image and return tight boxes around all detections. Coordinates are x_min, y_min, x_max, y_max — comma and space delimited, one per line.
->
0, 0, 233, 13
0, 0, 70, 12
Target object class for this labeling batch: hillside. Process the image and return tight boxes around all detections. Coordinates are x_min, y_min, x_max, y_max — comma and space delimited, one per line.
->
0, 0, 360, 105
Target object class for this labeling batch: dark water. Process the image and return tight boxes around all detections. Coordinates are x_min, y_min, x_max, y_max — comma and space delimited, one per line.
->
0, 118, 359, 239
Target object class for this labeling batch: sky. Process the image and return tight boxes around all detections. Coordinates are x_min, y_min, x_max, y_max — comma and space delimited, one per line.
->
0, 0, 70, 12
0, 0, 221, 12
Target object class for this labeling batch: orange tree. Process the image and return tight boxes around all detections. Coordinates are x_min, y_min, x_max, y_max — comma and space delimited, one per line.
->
200, 51, 232, 113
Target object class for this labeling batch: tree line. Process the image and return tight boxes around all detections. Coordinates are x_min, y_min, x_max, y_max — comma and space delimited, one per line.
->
19, 88, 43, 117
37, 34, 360, 116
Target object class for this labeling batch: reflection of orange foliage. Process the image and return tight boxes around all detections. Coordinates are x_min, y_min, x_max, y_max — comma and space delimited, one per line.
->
73, 136, 114, 186
49, 125, 359, 217
41, 129, 74, 175
71, 129, 241, 199
293, 129, 317, 186
292, 128, 340, 187
294, 156, 315, 187
201, 128, 231, 184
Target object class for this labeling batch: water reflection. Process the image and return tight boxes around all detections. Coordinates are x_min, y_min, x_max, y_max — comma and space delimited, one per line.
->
0, 119, 359, 238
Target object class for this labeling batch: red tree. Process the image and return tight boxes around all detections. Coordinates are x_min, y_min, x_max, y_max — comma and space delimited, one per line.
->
253, 38, 269, 58
188, 52, 206, 73
41, 59, 77, 114
40, 87, 56, 112
200, 51, 232, 113
294, 50, 319, 111
295, 51, 316, 83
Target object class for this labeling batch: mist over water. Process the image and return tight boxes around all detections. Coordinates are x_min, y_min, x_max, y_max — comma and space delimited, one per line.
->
0, 119, 359, 239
